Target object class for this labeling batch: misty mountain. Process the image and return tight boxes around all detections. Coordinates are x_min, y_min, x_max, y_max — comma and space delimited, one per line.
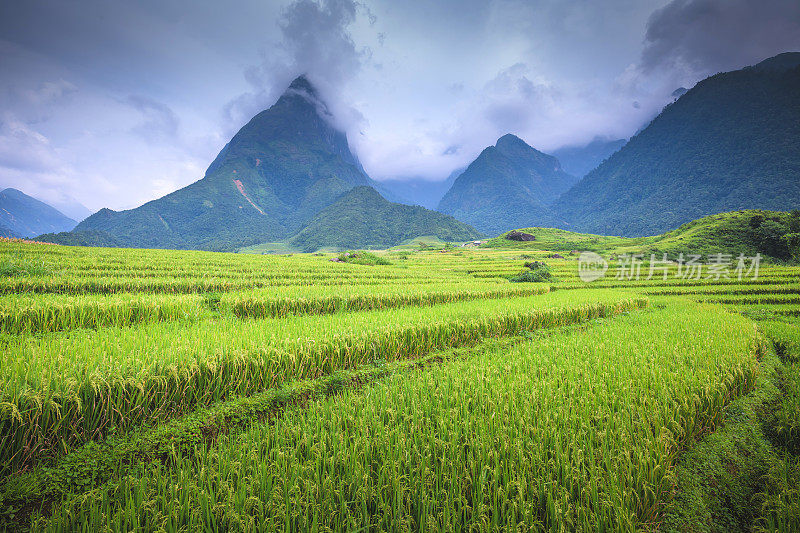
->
0, 188, 77, 237
289, 186, 481, 252
437, 134, 572, 235
550, 137, 627, 178
58, 76, 379, 251
554, 52, 800, 236
377, 168, 463, 209
47, 196, 93, 222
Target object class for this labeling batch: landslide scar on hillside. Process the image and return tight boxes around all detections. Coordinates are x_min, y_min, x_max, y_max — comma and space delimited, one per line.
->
232, 179, 266, 215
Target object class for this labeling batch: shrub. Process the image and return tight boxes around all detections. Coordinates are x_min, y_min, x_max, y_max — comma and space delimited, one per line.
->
510, 261, 552, 282
337, 251, 392, 266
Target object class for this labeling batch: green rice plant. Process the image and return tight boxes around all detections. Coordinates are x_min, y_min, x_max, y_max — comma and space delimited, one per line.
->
727, 304, 800, 317
693, 294, 800, 305
0, 294, 205, 335
656, 348, 785, 533
0, 338, 523, 529
555, 276, 799, 293
641, 283, 800, 296
0, 273, 460, 296
0, 242, 475, 295
225, 282, 550, 318
0, 290, 646, 474
0, 257, 51, 277
770, 364, 800, 455
755, 457, 800, 533
759, 319, 800, 454
760, 318, 800, 363
32, 301, 760, 532
0, 281, 550, 335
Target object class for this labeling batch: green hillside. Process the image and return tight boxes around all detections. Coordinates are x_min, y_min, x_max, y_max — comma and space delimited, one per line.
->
437, 134, 573, 234
289, 186, 482, 252
486, 209, 800, 261
554, 53, 800, 236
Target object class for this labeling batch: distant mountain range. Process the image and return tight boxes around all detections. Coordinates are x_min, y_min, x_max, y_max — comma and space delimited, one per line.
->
0, 188, 77, 238
376, 168, 462, 210
550, 137, 626, 179
36, 52, 800, 249
47, 196, 92, 223
437, 134, 573, 235
554, 52, 800, 236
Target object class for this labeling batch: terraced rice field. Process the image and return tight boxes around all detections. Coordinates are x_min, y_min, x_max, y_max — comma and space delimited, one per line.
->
0, 240, 798, 531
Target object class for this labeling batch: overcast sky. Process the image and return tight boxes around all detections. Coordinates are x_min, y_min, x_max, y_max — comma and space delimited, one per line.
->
1, 0, 799, 213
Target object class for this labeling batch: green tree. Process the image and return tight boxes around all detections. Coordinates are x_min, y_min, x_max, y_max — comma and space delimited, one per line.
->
785, 233, 800, 262
753, 220, 790, 259
789, 210, 800, 233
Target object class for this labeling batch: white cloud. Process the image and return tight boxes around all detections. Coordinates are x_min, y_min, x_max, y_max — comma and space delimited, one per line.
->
0, 116, 62, 172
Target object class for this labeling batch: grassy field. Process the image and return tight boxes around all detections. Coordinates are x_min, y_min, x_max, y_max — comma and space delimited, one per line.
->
0, 238, 798, 531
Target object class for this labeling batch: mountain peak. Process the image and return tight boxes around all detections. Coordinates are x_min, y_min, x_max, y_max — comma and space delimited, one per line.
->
68, 70, 374, 251
276, 74, 330, 119
345, 185, 383, 200
494, 134, 558, 167
287, 75, 318, 97
494, 134, 551, 161
495, 134, 526, 148
438, 133, 576, 234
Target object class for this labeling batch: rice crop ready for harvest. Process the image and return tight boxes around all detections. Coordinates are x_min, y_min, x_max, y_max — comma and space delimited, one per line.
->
35, 300, 761, 532
0, 289, 645, 473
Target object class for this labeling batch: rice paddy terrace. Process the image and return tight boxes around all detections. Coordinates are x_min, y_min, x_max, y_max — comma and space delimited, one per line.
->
0, 240, 798, 531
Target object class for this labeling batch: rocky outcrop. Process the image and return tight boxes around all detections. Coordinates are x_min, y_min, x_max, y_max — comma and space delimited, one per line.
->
505, 230, 536, 241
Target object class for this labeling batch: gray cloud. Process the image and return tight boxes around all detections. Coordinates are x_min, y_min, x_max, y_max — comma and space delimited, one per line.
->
224, 0, 369, 132
480, 64, 552, 136
126, 95, 180, 140
279, 0, 360, 86
641, 0, 800, 76
12, 79, 77, 110
2, 76, 78, 125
